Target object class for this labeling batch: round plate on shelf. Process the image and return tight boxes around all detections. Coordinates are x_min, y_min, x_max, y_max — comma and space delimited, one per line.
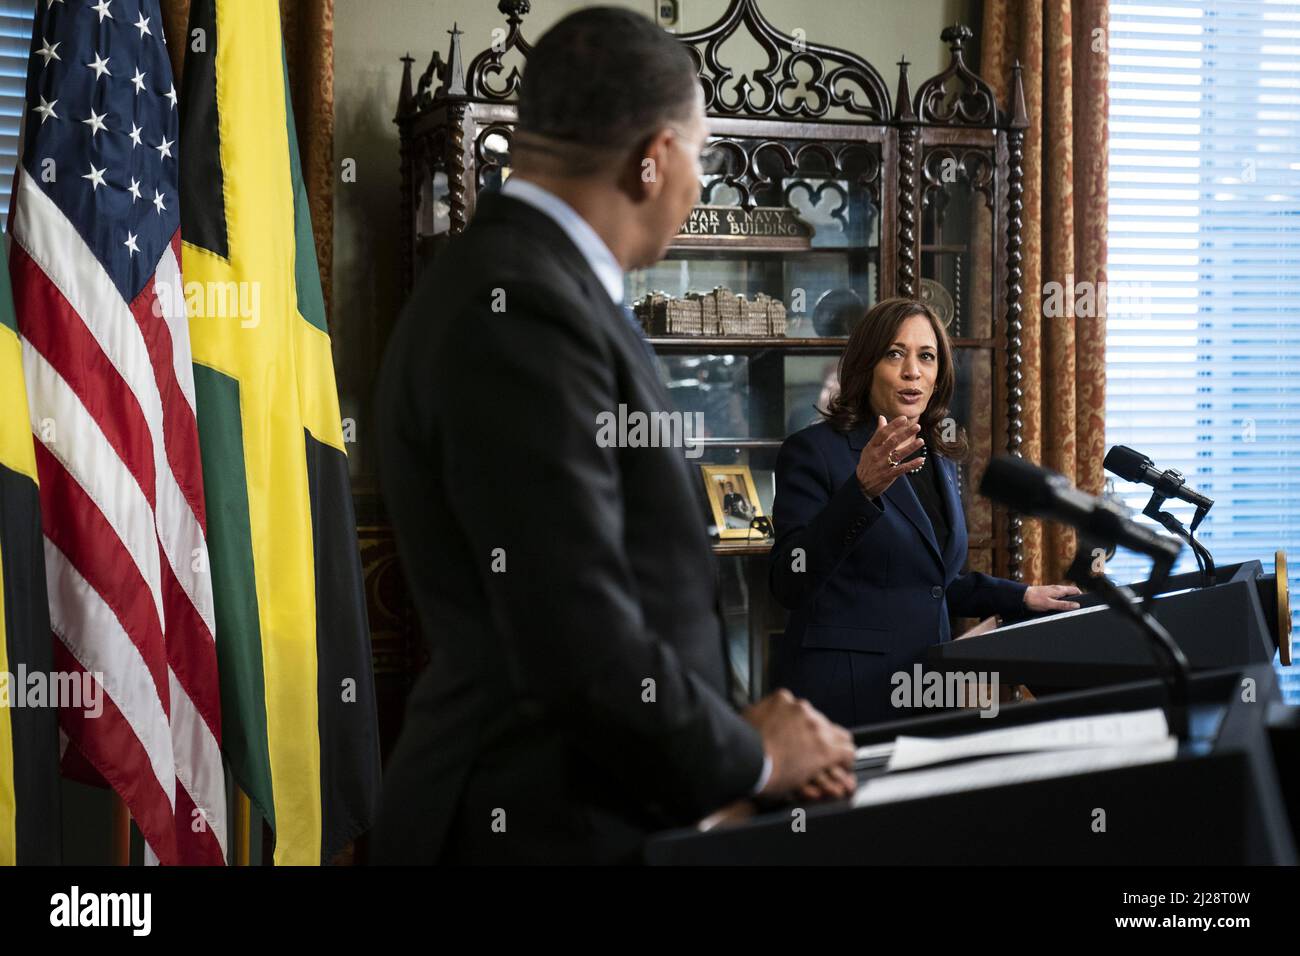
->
812, 288, 865, 337
920, 277, 956, 329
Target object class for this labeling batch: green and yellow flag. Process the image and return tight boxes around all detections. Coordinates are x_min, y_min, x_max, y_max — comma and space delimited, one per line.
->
0, 241, 60, 866
178, 0, 380, 865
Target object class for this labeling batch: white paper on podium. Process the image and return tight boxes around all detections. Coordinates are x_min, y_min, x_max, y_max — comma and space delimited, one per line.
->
984, 601, 1110, 633
986, 586, 1199, 636
852, 737, 1179, 808
884, 707, 1170, 773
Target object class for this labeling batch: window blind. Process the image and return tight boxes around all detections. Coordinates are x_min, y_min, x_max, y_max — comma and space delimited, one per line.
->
0, 2, 33, 233
1105, 0, 1300, 700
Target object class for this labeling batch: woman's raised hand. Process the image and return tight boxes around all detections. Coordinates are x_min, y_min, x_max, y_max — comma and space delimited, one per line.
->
856, 415, 926, 499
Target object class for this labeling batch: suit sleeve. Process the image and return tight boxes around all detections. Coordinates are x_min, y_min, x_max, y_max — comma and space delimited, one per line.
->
946, 571, 1029, 621
768, 427, 884, 610
435, 285, 764, 820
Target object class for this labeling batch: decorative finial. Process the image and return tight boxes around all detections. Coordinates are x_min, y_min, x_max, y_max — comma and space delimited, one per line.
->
1009, 59, 1029, 129
940, 24, 973, 54
395, 52, 415, 121
444, 20, 466, 97
498, 0, 530, 23
894, 56, 916, 123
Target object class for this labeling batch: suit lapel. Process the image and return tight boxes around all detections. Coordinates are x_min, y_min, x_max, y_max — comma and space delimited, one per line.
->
936, 457, 965, 572
848, 421, 943, 568
595, 294, 675, 408
883, 472, 944, 568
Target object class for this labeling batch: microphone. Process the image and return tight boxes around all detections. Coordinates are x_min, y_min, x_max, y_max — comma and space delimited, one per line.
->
1104, 445, 1214, 513
981, 455, 1191, 739
980, 455, 1181, 565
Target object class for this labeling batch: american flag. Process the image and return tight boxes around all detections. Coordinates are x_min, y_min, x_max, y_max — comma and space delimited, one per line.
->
9, 0, 226, 864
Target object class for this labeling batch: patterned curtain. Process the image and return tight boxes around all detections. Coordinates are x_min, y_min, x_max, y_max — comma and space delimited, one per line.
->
160, 0, 335, 323
981, 0, 1110, 583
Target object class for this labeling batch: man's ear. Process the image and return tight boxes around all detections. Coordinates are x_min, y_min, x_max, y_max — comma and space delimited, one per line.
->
629, 127, 674, 200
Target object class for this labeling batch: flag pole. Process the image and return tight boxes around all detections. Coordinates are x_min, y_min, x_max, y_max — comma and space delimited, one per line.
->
233, 788, 251, 866
111, 794, 130, 865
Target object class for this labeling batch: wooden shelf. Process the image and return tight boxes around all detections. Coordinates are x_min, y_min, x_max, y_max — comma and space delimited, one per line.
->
693, 438, 784, 449
712, 539, 774, 556
650, 336, 993, 353
649, 335, 847, 352
664, 245, 879, 259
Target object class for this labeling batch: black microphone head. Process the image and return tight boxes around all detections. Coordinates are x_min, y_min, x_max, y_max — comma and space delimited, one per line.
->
1104, 444, 1152, 483
979, 455, 1064, 515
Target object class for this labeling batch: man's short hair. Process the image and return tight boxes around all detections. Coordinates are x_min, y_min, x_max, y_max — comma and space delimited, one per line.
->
517, 7, 700, 156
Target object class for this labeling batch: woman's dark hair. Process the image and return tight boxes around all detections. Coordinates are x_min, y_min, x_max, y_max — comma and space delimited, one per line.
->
821, 296, 968, 460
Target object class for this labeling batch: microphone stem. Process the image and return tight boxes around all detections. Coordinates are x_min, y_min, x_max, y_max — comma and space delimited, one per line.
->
1143, 493, 1216, 589
1067, 548, 1191, 740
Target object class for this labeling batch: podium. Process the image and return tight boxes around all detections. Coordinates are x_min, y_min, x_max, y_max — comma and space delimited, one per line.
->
645, 664, 1299, 864
928, 560, 1285, 691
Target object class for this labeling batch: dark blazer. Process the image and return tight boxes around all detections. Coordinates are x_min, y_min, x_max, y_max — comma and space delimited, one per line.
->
769, 420, 1028, 728
371, 190, 764, 864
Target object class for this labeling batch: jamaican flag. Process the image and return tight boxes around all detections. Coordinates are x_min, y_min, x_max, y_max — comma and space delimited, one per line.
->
0, 241, 60, 866
178, 0, 380, 865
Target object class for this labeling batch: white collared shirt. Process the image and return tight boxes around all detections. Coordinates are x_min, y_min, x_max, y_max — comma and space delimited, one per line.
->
499, 175, 627, 307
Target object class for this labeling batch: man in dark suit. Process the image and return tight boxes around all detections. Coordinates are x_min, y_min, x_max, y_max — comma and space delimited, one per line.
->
371, 7, 856, 864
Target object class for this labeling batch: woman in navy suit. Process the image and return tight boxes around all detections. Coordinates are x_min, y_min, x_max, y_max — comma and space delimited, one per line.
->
769, 297, 1081, 728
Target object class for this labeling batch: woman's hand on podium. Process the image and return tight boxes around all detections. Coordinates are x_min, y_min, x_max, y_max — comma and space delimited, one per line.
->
744, 689, 857, 801
1024, 584, 1084, 612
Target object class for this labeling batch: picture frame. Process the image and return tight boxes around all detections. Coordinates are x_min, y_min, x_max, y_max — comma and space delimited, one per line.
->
701, 464, 766, 540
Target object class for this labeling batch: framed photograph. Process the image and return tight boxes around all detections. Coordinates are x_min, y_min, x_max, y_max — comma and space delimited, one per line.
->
701, 464, 766, 540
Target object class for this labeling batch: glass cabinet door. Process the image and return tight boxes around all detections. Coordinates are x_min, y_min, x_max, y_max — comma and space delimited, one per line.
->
628, 136, 882, 339
919, 146, 998, 342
